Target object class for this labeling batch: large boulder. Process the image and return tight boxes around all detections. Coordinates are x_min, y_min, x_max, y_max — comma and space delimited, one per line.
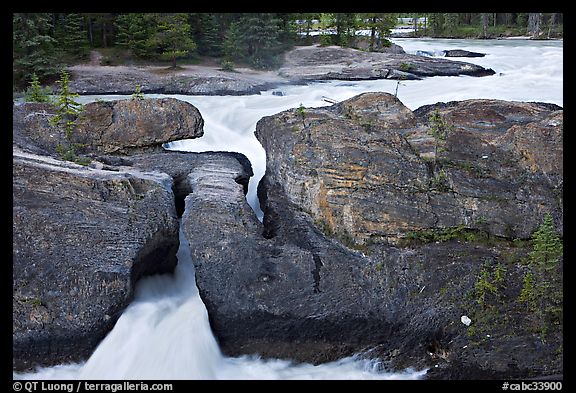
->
13, 98, 204, 156
255, 93, 562, 245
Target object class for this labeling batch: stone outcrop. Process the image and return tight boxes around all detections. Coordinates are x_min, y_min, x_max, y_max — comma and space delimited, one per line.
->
67, 64, 288, 96
255, 93, 562, 245
278, 45, 495, 81
187, 92, 562, 379
13, 98, 204, 156
13, 148, 179, 370
444, 49, 486, 57
13, 92, 563, 379
63, 43, 494, 96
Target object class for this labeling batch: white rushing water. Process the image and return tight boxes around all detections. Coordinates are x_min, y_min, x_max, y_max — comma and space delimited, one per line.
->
15, 38, 562, 380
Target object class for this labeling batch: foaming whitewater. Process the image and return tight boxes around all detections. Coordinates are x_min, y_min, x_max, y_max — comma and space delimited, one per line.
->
16, 38, 562, 380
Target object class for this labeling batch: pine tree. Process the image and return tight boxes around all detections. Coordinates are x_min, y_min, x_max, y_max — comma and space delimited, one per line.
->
197, 14, 223, 57
13, 13, 59, 88
443, 13, 459, 36
239, 13, 283, 69
24, 73, 52, 103
148, 13, 196, 68
529, 213, 562, 271
57, 13, 89, 58
360, 13, 396, 50
223, 21, 244, 62
427, 13, 445, 37
115, 13, 150, 58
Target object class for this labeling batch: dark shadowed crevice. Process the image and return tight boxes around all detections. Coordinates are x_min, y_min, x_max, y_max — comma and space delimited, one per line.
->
257, 175, 278, 239
312, 254, 323, 293
171, 174, 192, 218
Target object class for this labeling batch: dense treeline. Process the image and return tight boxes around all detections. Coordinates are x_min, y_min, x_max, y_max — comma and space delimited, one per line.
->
13, 12, 562, 90
401, 13, 562, 39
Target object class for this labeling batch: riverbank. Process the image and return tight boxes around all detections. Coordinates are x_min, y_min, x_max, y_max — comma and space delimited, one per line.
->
45, 42, 495, 97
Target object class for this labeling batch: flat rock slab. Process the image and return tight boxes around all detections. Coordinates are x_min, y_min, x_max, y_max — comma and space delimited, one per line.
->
67, 64, 290, 96
278, 45, 494, 81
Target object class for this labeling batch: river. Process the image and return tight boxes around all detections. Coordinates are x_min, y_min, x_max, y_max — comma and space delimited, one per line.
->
14, 38, 563, 380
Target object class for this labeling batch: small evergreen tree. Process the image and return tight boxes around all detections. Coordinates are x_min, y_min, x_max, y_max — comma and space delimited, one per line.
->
24, 73, 52, 103
49, 70, 86, 163
131, 84, 145, 100
529, 213, 562, 271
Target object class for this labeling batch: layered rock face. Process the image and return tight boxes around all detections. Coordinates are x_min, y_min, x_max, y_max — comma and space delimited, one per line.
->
256, 93, 562, 246
189, 92, 562, 378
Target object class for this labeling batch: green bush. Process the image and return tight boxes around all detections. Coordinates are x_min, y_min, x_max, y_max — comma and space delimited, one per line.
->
220, 59, 235, 71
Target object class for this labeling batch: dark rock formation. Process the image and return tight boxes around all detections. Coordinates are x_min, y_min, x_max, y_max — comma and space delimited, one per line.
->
13, 148, 179, 370
444, 49, 486, 57
278, 45, 495, 81
187, 92, 562, 379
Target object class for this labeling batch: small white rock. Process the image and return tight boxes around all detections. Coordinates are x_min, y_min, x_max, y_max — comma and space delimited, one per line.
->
481, 155, 489, 159
461, 315, 472, 326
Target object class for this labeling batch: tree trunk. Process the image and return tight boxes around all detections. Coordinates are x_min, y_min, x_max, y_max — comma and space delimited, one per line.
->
370, 17, 376, 51
102, 21, 107, 48
548, 13, 557, 38
87, 16, 93, 46
481, 13, 488, 38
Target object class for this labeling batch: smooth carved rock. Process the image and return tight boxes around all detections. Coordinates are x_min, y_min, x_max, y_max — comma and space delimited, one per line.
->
12, 148, 179, 370
186, 93, 561, 380
12, 146, 255, 371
